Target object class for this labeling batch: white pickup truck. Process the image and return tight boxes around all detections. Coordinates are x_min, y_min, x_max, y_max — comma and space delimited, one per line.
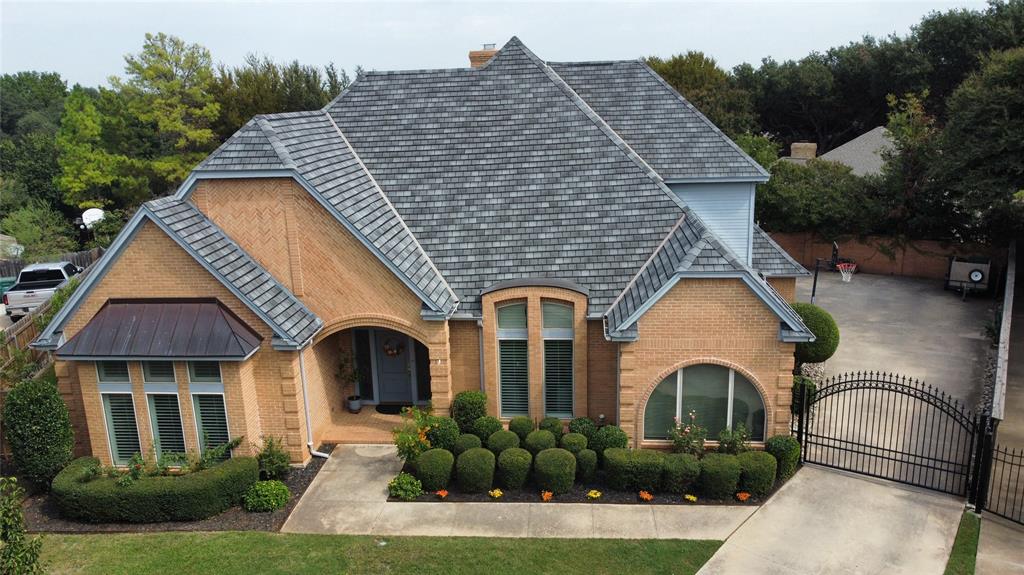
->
2, 262, 82, 321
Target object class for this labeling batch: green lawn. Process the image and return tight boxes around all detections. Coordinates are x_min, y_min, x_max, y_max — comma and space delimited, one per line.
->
41, 532, 721, 575
944, 510, 981, 575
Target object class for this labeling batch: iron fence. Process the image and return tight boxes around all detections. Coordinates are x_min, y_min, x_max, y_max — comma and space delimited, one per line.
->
986, 443, 1024, 524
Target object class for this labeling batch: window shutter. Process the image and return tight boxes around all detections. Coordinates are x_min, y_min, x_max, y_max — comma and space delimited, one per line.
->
103, 394, 140, 465
544, 340, 573, 418
98, 361, 130, 383
499, 340, 529, 416
148, 394, 186, 456
189, 362, 221, 383
144, 362, 175, 383
193, 394, 230, 458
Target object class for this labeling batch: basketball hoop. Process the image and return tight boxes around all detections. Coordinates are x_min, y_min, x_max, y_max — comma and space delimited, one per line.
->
837, 262, 857, 282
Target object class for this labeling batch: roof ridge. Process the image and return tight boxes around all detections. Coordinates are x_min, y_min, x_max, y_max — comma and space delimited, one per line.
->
604, 212, 690, 318
255, 117, 297, 169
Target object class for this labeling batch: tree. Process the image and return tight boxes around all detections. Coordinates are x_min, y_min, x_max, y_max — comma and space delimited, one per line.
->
2, 376, 74, 489
0, 201, 76, 261
645, 52, 755, 137
0, 71, 66, 137
0, 477, 43, 575
0, 131, 62, 210
734, 133, 780, 170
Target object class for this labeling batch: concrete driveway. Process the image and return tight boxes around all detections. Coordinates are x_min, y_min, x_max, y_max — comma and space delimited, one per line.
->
699, 466, 964, 575
797, 273, 992, 408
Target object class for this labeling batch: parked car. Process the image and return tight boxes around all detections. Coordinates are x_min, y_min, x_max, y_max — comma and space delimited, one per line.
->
2, 262, 82, 321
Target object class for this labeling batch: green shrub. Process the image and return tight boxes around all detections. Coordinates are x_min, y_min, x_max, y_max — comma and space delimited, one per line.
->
560, 432, 587, 455
416, 448, 454, 491
2, 376, 73, 489
453, 433, 482, 455
592, 425, 629, 464
52, 456, 258, 522
388, 472, 423, 501
243, 480, 290, 512
765, 435, 801, 482
604, 448, 632, 490
0, 477, 42, 574
497, 447, 532, 489
717, 424, 750, 455
452, 391, 488, 433
508, 416, 534, 441
534, 448, 576, 495
487, 430, 520, 456
568, 417, 598, 443
737, 451, 777, 498
538, 417, 564, 439
456, 448, 495, 493
426, 416, 460, 452
791, 376, 817, 415
791, 303, 840, 365
630, 449, 666, 492
575, 449, 597, 483
662, 453, 700, 494
472, 416, 503, 441
698, 453, 741, 500
256, 436, 290, 481
524, 429, 557, 455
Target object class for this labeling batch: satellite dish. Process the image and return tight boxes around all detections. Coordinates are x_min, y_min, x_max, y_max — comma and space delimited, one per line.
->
82, 208, 105, 229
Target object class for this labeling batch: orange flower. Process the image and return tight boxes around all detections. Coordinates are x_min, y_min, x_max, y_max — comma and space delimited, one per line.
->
736, 492, 751, 502
435, 489, 448, 499
638, 490, 654, 502
541, 491, 553, 502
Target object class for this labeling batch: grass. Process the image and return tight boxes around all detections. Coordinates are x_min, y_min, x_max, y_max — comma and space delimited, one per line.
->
41, 532, 722, 575
944, 510, 981, 575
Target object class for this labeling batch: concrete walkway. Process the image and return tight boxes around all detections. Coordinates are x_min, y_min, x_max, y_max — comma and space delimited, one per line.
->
282, 444, 755, 539
978, 514, 1024, 574
698, 466, 965, 575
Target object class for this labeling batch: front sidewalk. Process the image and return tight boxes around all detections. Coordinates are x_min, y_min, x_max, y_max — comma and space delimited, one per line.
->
281, 444, 755, 539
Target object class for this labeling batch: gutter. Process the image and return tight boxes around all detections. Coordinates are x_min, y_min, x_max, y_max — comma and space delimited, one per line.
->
297, 348, 330, 459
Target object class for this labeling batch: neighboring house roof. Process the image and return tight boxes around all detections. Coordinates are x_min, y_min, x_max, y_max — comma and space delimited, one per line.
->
34, 198, 322, 351
752, 225, 810, 277
56, 299, 262, 360
818, 126, 892, 177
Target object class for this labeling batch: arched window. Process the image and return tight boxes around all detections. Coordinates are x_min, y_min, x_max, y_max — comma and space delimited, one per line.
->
643, 364, 765, 441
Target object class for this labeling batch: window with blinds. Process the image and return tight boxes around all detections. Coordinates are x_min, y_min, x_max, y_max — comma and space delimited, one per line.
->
193, 394, 230, 459
97, 361, 130, 383
542, 302, 574, 418
148, 394, 186, 457
188, 362, 222, 383
143, 361, 175, 383
102, 393, 140, 465
497, 302, 528, 417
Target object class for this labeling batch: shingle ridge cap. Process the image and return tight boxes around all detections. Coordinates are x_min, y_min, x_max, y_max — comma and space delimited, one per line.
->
255, 117, 296, 169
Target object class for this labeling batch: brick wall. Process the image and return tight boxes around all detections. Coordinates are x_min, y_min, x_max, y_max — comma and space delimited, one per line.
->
768, 277, 797, 302
449, 320, 481, 396
587, 320, 618, 423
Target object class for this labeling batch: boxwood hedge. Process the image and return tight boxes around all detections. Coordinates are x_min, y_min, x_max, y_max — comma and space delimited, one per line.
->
534, 448, 576, 495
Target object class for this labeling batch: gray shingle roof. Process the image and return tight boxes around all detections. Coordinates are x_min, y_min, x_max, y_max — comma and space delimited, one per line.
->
818, 126, 891, 177
549, 60, 768, 181
752, 225, 810, 277
145, 197, 322, 346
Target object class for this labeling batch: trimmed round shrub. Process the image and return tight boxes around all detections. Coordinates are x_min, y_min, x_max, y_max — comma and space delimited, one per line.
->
452, 391, 487, 433
791, 302, 840, 365
243, 480, 290, 512
508, 416, 534, 441
592, 425, 629, 464
52, 456, 258, 522
472, 415, 503, 441
534, 448, 576, 495
661, 453, 701, 494
560, 432, 587, 455
738, 451, 777, 498
538, 417, 564, 439
487, 430, 520, 456
453, 433, 482, 456
630, 449, 666, 493
604, 448, 632, 491
388, 472, 423, 501
698, 453, 741, 500
416, 448, 455, 491
456, 448, 495, 493
568, 417, 598, 443
426, 416, 460, 452
3, 376, 73, 488
575, 449, 597, 483
765, 435, 801, 482
524, 429, 557, 455
497, 447, 532, 489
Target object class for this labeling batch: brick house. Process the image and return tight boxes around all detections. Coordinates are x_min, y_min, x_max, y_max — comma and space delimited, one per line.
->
33, 38, 811, 466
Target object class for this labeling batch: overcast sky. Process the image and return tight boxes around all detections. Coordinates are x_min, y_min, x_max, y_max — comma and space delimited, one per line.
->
2, 1, 984, 87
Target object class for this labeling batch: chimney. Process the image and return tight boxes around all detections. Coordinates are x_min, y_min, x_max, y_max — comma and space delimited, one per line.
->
469, 43, 498, 68
790, 142, 818, 160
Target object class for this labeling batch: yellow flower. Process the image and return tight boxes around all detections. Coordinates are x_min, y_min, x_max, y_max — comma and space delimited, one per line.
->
488, 489, 503, 499
684, 494, 697, 502
586, 489, 602, 500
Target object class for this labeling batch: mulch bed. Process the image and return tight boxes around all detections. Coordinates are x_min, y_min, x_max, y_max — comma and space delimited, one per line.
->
22, 444, 335, 534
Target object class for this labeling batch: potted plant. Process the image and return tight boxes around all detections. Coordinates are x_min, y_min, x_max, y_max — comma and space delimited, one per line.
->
338, 352, 363, 414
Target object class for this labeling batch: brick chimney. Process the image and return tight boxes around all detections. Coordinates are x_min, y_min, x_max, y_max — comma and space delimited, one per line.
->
469, 43, 498, 68
790, 142, 818, 160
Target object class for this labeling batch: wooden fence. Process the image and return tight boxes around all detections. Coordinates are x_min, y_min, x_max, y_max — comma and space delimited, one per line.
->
0, 247, 105, 279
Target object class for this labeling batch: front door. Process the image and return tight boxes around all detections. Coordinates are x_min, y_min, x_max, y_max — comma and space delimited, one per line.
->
375, 329, 414, 404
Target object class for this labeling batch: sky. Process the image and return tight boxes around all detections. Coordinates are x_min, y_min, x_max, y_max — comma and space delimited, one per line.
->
1, 0, 985, 87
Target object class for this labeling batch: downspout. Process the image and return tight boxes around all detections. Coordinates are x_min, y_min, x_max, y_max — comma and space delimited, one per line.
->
298, 348, 330, 459
477, 319, 485, 392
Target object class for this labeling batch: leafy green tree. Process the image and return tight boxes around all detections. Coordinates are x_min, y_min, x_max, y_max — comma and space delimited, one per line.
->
734, 133, 780, 170
0, 477, 43, 575
0, 71, 66, 137
0, 200, 76, 261
0, 131, 62, 210
646, 52, 755, 137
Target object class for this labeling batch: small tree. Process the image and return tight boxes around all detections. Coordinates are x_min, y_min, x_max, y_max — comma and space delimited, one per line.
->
2, 377, 73, 489
0, 477, 42, 574
791, 303, 840, 368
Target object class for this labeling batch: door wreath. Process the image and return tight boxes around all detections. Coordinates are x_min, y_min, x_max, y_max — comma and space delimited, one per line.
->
382, 337, 406, 357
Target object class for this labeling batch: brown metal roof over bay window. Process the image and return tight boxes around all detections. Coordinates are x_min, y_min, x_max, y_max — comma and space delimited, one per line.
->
57, 299, 262, 361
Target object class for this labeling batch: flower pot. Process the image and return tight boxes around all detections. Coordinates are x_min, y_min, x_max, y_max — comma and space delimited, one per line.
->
347, 395, 362, 414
